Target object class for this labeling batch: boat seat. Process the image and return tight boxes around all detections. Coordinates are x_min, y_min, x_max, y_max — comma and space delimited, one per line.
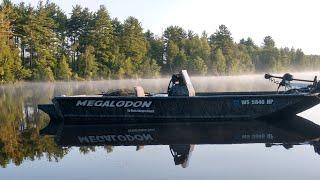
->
134, 86, 145, 97
181, 70, 195, 96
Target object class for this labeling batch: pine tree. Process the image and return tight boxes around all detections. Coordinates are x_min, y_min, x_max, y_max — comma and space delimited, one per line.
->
189, 56, 207, 75
56, 55, 72, 80
90, 5, 114, 78
294, 49, 305, 69
67, 5, 93, 72
165, 40, 179, 72
209, 25, 234, 54
0, 2, 30, 83
258, 36, 279, 72
77, 45, 97, 79
145, 30, 164, 71
209, 25, 238, 74
120, 16, 148, 74
22, 2, 57, 80
139, 58, 161, 78
2, 1, 320, 82
163, 26, 187, 45
214, 49, 226, 75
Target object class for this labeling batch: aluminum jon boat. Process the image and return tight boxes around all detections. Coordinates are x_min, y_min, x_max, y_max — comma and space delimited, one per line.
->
38, 70, 320, 126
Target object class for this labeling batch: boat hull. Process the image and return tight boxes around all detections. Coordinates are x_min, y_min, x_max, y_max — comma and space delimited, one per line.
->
42, 116, 320, 146
38, 93, 320, 125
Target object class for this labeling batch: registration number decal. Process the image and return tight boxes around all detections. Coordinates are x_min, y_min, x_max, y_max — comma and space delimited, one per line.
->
233, 99, 274, 106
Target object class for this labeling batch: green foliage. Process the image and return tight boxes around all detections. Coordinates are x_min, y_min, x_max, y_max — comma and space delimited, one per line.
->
214, 49, 226, 75
0, 83, 68, 167
189, 56, 207, 75
257, 36, 279, 72
163, 26, 187, 44
1, 1, 320, 83
236, 49, 254, 73
121, 17, 147, 65
33, 66, 55, 81
90, 5, 114, 78
56, 55, 72, 80
145, 30, 164, 68
0, 3, 30, 83
77, 45, 97, 79
209, 25, 234, 54
139, 58, 161, 78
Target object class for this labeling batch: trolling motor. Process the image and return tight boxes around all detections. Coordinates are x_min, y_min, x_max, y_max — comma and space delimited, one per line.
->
265, 73, 320, 93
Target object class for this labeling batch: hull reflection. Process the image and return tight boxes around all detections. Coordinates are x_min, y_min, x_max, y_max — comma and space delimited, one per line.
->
41, 116, 320, 167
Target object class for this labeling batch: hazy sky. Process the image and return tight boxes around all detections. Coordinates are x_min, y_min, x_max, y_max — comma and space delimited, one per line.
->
8, 0, 320, 55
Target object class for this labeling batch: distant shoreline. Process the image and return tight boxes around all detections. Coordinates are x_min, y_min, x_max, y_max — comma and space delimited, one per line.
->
1, 1, 320, 84
1, 70, 319, 87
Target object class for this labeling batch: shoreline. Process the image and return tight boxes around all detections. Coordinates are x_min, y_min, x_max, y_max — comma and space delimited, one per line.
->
1, 70, 319, 87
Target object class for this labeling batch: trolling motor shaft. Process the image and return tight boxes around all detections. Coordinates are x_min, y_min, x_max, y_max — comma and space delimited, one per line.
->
265, 73, 316, 83
265, 73, 320, 93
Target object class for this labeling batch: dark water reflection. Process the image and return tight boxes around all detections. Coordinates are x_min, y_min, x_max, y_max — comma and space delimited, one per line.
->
1, 73, 320, 179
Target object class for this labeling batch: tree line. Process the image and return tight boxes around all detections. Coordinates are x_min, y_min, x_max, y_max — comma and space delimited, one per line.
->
1, 0, 320, 83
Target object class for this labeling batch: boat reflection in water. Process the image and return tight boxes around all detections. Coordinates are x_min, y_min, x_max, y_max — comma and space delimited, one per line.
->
40, 114, 320, 168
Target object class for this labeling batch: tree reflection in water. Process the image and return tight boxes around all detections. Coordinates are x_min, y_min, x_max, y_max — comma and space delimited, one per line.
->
0, 84, 68, 167
0, 79, 172, 167
1, 75, 319, 167
0, 80, 133, 167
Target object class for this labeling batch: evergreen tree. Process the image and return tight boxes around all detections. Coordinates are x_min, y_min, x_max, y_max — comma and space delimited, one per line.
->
279, 47, 291, 71
120, 16, 150, 76
77, 45, 97, 79
209, 25, 237, 74
90, 5, 114, 78
67, 5, 93, 71
189, 56, 207, 75
56, 55, 72, 80
1, 1, 320, 83
121, 17, 147, 60
0, 2, 30, 83
139, 58, 161, 77
294, 49, 305, 69
163, 26, 187, 45
236, 48, 254, 73
145, 30, 164, 70
173, 50, 188, 72
22, 2, 57, 80
258, 36, 279, 72
214, 49, 226, 75
162, 26, 186, 73
200, 32, 211, 64
209, 25, 234, 54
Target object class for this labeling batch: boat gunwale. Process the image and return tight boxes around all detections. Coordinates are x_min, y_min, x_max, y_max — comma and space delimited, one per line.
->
52, 91, 318, 100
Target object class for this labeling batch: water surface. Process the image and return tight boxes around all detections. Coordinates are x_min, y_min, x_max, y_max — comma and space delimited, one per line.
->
1, 73, 320, 180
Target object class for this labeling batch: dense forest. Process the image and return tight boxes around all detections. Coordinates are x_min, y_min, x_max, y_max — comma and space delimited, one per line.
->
1, 0, 320, 83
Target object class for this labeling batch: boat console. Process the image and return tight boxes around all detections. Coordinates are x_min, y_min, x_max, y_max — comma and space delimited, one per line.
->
167, 70, 195, 96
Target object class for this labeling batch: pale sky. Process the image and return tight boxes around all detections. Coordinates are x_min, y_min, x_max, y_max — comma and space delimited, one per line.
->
8, 0, 320, 55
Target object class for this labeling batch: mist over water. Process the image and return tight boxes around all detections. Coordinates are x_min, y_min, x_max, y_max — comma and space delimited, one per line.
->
1, 71, 320, 124
1, 72, 320, 179
3, 71, 319, 94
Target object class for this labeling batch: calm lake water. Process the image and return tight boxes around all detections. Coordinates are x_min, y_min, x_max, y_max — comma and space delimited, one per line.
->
1, 72, 320, 180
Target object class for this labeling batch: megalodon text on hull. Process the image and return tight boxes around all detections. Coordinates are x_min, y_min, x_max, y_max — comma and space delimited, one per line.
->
77, 134, 154, 143
76, 100, 152, 108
